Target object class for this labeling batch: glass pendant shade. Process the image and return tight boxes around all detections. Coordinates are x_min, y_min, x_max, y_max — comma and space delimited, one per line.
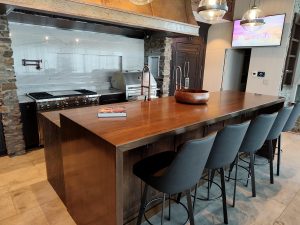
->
197, 0, 228, 22
129, 0, 153, 5
240, 6, 265, 32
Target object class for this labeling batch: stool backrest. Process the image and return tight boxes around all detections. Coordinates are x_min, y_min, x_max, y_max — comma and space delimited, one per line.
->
267, 106, 294, 141
205, 121, 250, 169
151, 133, 216, 195
239, 113, 278, 153
283, 103, 300, 132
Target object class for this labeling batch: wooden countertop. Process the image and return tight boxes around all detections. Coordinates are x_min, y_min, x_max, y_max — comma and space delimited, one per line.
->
56, 91, 284, 151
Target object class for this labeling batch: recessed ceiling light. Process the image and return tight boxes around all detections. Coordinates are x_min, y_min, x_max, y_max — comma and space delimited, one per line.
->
45, 36, 49, 41
75, 38, 80, 43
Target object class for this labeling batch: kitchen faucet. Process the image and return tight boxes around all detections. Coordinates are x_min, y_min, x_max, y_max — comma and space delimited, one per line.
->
141, 65, 152, 101
175, 66, 183, 90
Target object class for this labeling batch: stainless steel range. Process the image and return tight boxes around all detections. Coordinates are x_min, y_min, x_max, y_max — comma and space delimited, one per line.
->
27, 89, 99, 111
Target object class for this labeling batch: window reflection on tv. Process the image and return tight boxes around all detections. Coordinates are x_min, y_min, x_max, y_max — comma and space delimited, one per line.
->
232, 14, 286, 47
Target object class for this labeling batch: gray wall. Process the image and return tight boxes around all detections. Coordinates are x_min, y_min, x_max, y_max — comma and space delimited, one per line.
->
9, 22, 144, 95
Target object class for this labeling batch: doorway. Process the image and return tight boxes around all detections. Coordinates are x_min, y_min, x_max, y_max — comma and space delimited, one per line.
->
221, 49, 251, 92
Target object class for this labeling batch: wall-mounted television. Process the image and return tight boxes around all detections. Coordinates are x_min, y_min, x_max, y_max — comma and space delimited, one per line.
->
232, 14, 286, 48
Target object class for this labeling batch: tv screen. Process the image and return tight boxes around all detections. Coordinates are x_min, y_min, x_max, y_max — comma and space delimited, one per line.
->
232, 14, 286, 48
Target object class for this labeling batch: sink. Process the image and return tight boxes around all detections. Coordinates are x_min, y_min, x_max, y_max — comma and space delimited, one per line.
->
175, 89, 209, 104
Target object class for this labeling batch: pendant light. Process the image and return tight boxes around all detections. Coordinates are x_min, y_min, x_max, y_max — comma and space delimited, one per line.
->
240, 0, 265, 32
129, 0, 153, 5
197, 0, 228, 22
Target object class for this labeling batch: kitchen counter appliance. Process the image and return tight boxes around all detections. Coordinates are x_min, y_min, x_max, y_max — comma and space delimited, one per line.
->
27, 89, 99, 111
25, 88, 125, 149
111, 71, 158, 101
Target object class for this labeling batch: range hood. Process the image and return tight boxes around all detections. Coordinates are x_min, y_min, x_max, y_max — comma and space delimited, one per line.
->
0, 0, 200, 36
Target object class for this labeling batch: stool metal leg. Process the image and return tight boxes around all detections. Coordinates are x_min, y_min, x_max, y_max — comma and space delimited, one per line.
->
207, 169, 211, 200
137, 185, 149, 225
186, 190, 195, 225
249, 153, 256, 197
209, 169, 216, 189
233, 155, 238, 207
193, 183, 198, 210
246, 155, 251, 187
161, 193, 166, 225
220, 168, 228, 224
168, 194, 171, 221
277, 135, 281, 176
268, 140, 274, 184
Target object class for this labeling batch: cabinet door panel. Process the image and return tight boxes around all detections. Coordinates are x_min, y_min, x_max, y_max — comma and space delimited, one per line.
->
170, 40, 204, 96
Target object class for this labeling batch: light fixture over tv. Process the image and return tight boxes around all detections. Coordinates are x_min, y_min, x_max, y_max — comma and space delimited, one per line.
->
232, 14, 286, 48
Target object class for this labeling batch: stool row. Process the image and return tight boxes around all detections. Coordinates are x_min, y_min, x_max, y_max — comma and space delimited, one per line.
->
133, 103, 300, 225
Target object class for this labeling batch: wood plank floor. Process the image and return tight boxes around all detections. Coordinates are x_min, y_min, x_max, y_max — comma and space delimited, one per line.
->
0, 132, 300, 225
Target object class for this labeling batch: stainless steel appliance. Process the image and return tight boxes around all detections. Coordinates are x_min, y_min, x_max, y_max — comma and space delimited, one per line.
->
27, 89, 99, 111
111, 71, 158, 101
27, 89, 101, 147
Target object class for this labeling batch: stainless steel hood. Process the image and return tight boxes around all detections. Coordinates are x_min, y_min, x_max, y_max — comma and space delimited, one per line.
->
0, 0, 200, 36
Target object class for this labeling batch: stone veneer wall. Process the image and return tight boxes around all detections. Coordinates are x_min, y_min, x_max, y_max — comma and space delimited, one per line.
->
0, 15, 25, 155
144, 37, 172, 97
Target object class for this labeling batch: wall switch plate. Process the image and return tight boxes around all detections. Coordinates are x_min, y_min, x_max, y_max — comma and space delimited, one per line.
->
257, 71, 266, 78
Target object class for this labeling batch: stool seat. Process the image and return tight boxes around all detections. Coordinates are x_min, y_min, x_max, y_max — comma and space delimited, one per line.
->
227, 113, 278, 207
133, 151, 177, 188
133, 134, 216, 225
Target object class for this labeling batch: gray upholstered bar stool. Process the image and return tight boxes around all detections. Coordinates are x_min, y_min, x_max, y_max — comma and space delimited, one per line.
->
194, 121, 250, 224
277, 103, 300, 175
133, 134, 216, 225
229, 113, 278, 207
266, 106, 293, 184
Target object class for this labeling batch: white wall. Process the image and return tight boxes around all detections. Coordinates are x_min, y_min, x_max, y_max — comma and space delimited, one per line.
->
9, 22, 144, 95
203, 0, 295, 96
242, 0, 295, 96
202, 22, 233, 91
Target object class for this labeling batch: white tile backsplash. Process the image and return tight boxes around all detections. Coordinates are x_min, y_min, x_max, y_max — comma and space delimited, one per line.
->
9, 22, 144, 95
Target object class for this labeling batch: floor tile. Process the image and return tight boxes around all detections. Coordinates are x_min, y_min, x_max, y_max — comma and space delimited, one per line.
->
0, 192, 17, 221
0, 206, 49, 225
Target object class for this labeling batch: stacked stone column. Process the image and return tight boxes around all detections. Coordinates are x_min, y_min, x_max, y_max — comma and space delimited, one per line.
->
145, 37, 172, 97
0, 15, 25, 155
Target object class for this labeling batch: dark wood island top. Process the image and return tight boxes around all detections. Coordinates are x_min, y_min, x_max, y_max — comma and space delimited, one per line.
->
58, 91, 284, 151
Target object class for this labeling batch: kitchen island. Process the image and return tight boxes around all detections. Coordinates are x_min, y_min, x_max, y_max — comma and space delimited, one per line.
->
41, 91, 284, 225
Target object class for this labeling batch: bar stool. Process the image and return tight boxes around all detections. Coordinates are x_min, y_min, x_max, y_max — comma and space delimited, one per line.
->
133, 133, 216, 225
228, 113, 278, 207
194, 121, 250, 224
266, 106, 293, 184
277, 103, 300, 175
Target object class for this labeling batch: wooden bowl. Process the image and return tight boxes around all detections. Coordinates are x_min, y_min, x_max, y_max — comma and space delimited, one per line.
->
175, 89, 209, 104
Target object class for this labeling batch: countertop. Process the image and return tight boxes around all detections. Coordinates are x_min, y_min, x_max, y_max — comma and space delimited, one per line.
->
18, 95, 35, 104
56, 91, 284, 151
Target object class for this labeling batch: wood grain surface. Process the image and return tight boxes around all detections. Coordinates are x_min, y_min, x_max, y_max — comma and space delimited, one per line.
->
59, 91, 284, 151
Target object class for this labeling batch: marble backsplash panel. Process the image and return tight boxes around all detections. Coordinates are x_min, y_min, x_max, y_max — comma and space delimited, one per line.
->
9, 22, 144, 95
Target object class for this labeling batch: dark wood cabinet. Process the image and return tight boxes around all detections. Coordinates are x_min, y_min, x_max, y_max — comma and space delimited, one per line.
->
282, 13, 300, 87
19, 102, 39, 149
170, 24, 210, 96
